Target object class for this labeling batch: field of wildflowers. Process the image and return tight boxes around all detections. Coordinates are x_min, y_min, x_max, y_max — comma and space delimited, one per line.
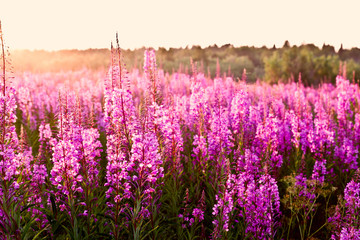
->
1, 28, 360, 239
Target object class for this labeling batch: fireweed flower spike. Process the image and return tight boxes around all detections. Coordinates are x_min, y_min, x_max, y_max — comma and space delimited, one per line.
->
118, 48, 164, 238
104, 45, 165, 239
0, 21, 34, 239
254, 112, 283, 176
143, 49, 160, 105
189, 70, 211, 173
28, 123, 51, 228
330, 171, 360, 240
230, 90, 250, 137
212, 170, 281, 239
139, 48, 164, 216
154, 103, 183, 174
50, 99, 82, 211
104, 42, 139, 239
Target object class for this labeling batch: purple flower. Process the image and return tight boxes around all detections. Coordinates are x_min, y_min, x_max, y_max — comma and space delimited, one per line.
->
343, 180, 360, 220
73, 126, 102, 186
311, 159, 327, 184
242, 174, 281, 239
238, 149, 261, 177
153, 105, 183, 173
213, 170, 281, 239
104, 79, 138, 204
339, 226, 360, 240
329, 175, 360, 239
143, 49, 159, 104
212, 175, 235, 233
230, 90, 250, 135
254, 113, 283, 175
128, 131, 163, 198
192, 208, 204, 222
334, 138, 358, 172
295, 174, 316, 200
50, 139, 82, 203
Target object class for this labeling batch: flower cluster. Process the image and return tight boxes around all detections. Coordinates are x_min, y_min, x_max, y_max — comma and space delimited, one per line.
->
212, 169, 281, 239
2, 32, 360, 239
330, 175, 360, 240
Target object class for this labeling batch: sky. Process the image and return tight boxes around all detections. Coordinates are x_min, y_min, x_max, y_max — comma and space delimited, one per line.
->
0, 0, 359, 51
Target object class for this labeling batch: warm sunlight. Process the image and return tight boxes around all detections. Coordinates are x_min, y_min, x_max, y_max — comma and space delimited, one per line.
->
1, 1, 360, 239
1, 0, 359, 50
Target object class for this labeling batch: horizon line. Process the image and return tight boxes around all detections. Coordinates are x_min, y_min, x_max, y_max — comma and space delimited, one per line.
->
9, 42, 356, 53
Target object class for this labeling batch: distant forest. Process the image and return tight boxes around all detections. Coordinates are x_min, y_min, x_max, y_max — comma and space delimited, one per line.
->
11, 41, 360, 86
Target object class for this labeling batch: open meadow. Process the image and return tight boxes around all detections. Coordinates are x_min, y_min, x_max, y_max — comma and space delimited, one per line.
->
0, 27, 360, 240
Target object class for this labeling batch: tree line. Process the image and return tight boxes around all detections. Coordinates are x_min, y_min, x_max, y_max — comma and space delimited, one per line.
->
11, 41, 360, 85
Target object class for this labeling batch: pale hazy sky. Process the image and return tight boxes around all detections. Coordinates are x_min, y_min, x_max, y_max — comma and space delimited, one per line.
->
0, 0, 359, 50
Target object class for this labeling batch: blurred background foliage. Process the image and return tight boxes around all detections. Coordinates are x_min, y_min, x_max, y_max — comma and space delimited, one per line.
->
11, 41, 360, 86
